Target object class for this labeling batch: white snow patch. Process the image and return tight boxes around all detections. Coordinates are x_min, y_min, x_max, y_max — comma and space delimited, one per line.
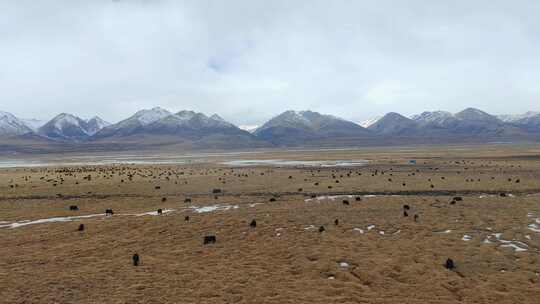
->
462, 235, 472, 241
434, 229, 452, 234
0, 208, 178, 229
488, 233, 529, 252
360, 116, 381, 128
238, 125, 259, 133
353, 228, 364, 234
0, 213, 104, 229
478, 195, 494, 199
134, 209, 175, 216
527, 223, 540, 233
188, 205, 238, 213
500, 243, 528, 252
305, 194, 355, 202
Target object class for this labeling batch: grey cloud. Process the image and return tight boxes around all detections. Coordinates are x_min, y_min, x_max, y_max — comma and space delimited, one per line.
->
1, 0, 540, 125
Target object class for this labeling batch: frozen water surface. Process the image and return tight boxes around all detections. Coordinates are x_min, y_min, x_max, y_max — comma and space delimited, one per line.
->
222, 159, 369, 167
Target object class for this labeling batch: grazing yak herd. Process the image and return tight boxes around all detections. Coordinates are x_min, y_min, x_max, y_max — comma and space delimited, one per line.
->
2, 156, 537, 278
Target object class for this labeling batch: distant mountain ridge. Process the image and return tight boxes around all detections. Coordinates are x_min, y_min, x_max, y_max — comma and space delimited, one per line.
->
93, 108, 248, 140
2, 107, 540, 153
509, 113, 540, 132
368, 112, 418, 135
366, 108, 525, 139
86, 117, 111, 135
254, 110, 371, 145
498, 111, 540, 122
37, 113, 111, 140
0, 111, 33, 136
93, 107, 173, 139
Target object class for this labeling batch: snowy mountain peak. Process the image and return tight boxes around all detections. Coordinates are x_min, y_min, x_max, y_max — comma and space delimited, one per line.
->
175, 110, 197, 121
411, 111, 453, 122
0, 111, 33, 136
498, 111, 540, 122
383, 112, 411, 121
52, 113, 83, 129
455, 108, 498, 122
254, 109, 370, 142
86, 116, 110, 135
147, 110, 237, 129
367, 112, 418, 135
133, 107, 172, 125
257, 111, 311, 131
210, 114, 226, 122
255, 110, 368, 138
189, 112, 235, 128
0, 111, 16, 118
0, 111, 22, 125
38, 113, 90, 140
411, 111, 457, 127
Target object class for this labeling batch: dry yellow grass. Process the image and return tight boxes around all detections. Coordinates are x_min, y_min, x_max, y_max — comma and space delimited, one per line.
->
1, 145, 539, 303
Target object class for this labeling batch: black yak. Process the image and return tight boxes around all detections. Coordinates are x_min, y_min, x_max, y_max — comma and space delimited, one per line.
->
204, 235, 217, 245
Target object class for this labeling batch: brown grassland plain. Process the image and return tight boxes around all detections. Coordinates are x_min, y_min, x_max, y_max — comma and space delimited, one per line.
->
1, 145, 540, 303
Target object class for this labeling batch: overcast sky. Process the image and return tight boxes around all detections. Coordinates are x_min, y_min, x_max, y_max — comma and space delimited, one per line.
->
1, 0, 540, 125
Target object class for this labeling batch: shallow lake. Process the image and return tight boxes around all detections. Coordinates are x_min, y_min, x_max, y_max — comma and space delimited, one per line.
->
222, 159, 369, 167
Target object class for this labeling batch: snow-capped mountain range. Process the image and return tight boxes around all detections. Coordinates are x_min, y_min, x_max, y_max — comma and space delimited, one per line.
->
365, 108, 526, 138
93, 107, 244, 139
37, 113, 111, 140
2, 107, 540, 149
0, 111, 111, 140
130, 107, 172, 126
364, 108, 533, 134
255, 110, 366, 133
498, 111, 540, 122
86, 117, 111, 135
411, 111, 456, 127
0, 111, 33, 136
253, 110, 371, 145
